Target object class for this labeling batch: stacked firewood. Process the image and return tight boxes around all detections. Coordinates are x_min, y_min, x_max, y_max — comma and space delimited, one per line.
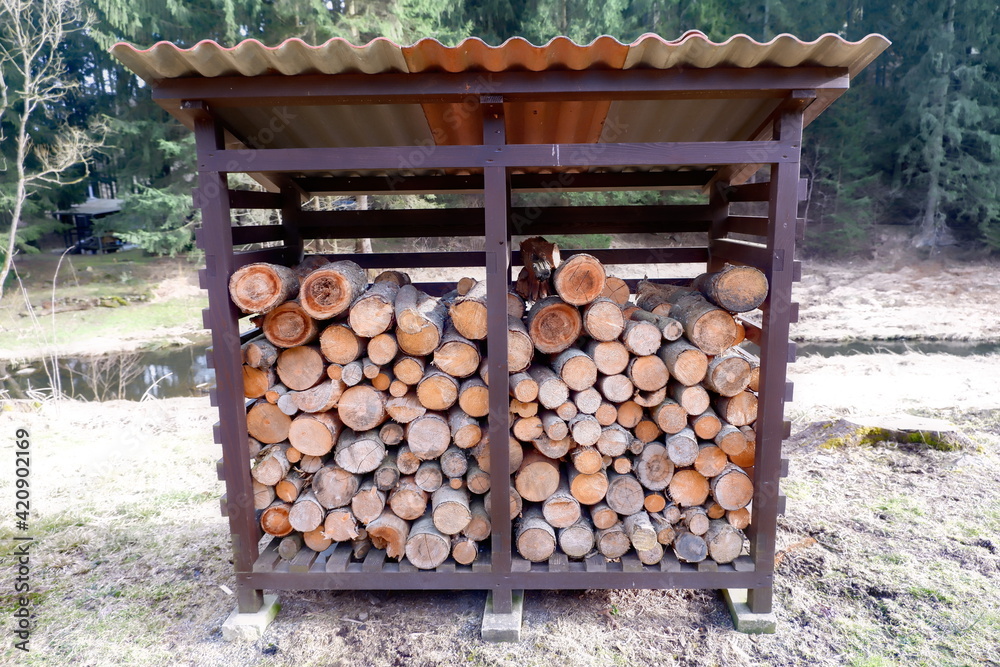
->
230, 246, 767, 569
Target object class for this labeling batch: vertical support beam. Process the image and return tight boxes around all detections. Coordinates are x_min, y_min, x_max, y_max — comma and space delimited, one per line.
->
481, 94, 514, 614
748, 104, 804, 614
280, 184, 305, 264
707, 179, 732, 273
192, 103, 264, 614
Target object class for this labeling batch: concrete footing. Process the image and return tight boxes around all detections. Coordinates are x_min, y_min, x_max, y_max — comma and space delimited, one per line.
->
221, 594, 281, 641
481, 591, 524, 642
722, 589, 777, 634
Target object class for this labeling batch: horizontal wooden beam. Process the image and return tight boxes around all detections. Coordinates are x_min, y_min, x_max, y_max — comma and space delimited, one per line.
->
198, 141, 797, 173
155, 67, 850, 107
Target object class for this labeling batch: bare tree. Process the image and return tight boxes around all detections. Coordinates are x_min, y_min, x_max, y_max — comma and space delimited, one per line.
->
0, 0, 104, 300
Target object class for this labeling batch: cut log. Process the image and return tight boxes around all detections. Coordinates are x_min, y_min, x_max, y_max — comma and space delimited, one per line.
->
668, 469, 711, 507
472, 435, 523, 475
570, 445, 603, 475
634, 443, 674, 491
433, 325, 481, 379
714, 391, 758, 427
705, 519, 745, 564
509, 372, 539, 403
374, 453, 401, 491
633, 386, 667, 409
571, 388, 602, 415
558, 519, 596, 558
299, 260, 368, 320
417, 369, 460, 411
396, 445, 421, 475
539, 411, 569, 441
662, 502, 682, 524
262, 301, 320, 349
694, 443, 729, 478
336, 384, 387, 431
555, 400, 578, 421
729, 437, 756, 468
673, 528, 708, 563
298, 454, 325, 474
243, 365, 275, 399
229, 262, 299, 314
334, 428, 385, 474
312, 464, 361, 509
584, 340, 630, 375
366, 332, 398, 367
634, 419, 662, 443
287, 378, 344, 414
553, 253, 606, 306
615, 400, 643, 429
367, 509, 409, 559
605, 472, 645, 516
319, 323, 364, 365
448, 407, 482, 449
644, 491, 667, 513
265, 384, 289, 406
637, 280, 740, 355
340, 360, 364, 387
650, 512, 677, 545
597, 374, 634, 403
510, 399, 538, 419
601, 275, 630, 305
373, 269, 411, 288
485, 484, 523, 520
348, 280, 399, 337
393, 355, 425, 386
247, 402, 292, 444
582, 297, 626, 342
552, 348, 598, 392
651, 398, 688, 435
449, 280, 488, 340
458, 377, 489, 418
691, 265, 769, 313
512, 416, 543, 442
690, 407, 723, 440
726, 507, 752, 530
704, 501, 726, 520
665, 428, 699, 467
669, 381, 710, 416
527, 365, 570, 410
352, 536, 372, 560
703, 352, 753, 397
596, 522, 631, 559
681, 506, 710, 536
730, 346, 761, 392
405, 516, 451, 569
636, 542, 665, 565
385, 390, 426, 424
596, 424, 630, 457
463, 500, 491, 541
388, 476, 429, 521
432, 486, 472, 535
243, 335, 279, 370
378, 422, 404, 446
370, 368, 394, 391
542, 479, 582, 529
260, 500, 293, 537
516, 508, 557, 562
406, 411, 451, 460
415, 460, 444, 492
303, 527, 333, 553
624, 511, 658, 551
288, 490, 326, 532
324, 507, 360, 542
251, 444, 290, 486
714, 423, 749, 457
627, 354, 669, 392
451, 536, 479, 565
361, 357, 380, 380
275, 470, 307, 503
440, 446, 470, 479
621, 320, 661, 357
630, 309, 683, 341
657, 339, 708, 386
465, 464, 491, 495
526, 296, 583, 354
514, 449, 560, 503
711, 464, 754, 510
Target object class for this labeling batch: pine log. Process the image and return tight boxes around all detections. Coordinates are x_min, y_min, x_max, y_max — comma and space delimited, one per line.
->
528, 365, 570, 410
651, 398, 687, 434
388, 476, 429, 521
262, 301, 320, 348
515, 449, 560, 503
582, 297, 626, 342
405, 516, 451, 569
605, 471, 645, 516
669, 381, 710, 416
703, 352, 753, 397
348, 280, 399, 337
243, 365, 275, 399
694, 443, 729, 478
299, 260, 368, 320
597, 374, 634, 403
615, 400, 643, 429
319, 323, 364, 365
630, 309, 684, 341
335, 384, 386, 431
352, 535, 373, 560
665, 428, 699, 467
433, 324, 481, 378
601, 275, 630, 305
229, 262, 299, 314
512, 415, 543, 443
516, 508, 558, 562
458, 377, 489, 418
624, 511, 658, 551
705, 519, 745, 563
463, 500, 491, 541
251, 444, 291, 486
710, 464, 754, 510
536, 432, 574, 459
374, 453, 400, 491
657, 339, 708, 386
542, 479, 582, 529
570, 445, 603, 475
367, 509, 409, 559
260, 500, 294, 537
324, 507, 360, 542
726, 507, 752, 530
621, 320, 661, 357
288, 490, 326, 532
584, 340, 630, 375
312, 464, 361, 509
385, 390, 426, 424
714, 391, 758, 427
589, 501, 618, 530
373, 269, 411, 287
449, 280, 488, 340
465, 464, 491, 495
275, 470, 307, 503
378, 422, 404, 446
393, 355, 425, 386
690, 407, 723, 440
247, 402, 292, 444
406, 411, 451, 460
448, 407, 482, 449
361, 357, 380, 380
644, 491, 667, 513
552, 253, 606, 306
715, 423, 749, 456
691, 265, 769, 313
415, 460, 444, 492
571, 388, 602, 415
552, 348, 598, 392
634, 419, 662, 443
288, 378, 345, 414
288, 411, 343, 457
558, 519, 596, 558
681, 506, 710, 536
451, 536, 479, 565
526, 296, 583, 354
417, 369, 460, 411
596, 522, 631, 559
334, 428, 386, 474
634, 443, 674, 491
432, 486, 472, 535
303, 527, 333, 553
662, 502, 682, 524
596, 424, 631, 457
668, 469, 710, 507
396, 445, 421, 475
627, 355, 669, 392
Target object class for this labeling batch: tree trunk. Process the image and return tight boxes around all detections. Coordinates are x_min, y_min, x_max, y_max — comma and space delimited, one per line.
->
705, 519, 745, 564
714, 392, 758, 427
388, 476, 430, 521
251, 443, 290, 486
392, 355, 425, 386
605, 471, 645, 516
415, 460, 444, 492
629, 309, 683, 341
665, 428, 699, 467
552, 347, 598, 391
600, 275, 630, 305
595, 522, 631, 559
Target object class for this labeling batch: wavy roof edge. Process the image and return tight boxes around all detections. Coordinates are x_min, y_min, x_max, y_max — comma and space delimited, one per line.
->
110, 31, 891, 83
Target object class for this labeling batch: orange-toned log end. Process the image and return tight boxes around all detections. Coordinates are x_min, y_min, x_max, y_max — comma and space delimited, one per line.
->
526, 296, 583, 354
668, 469, 711, 507
553, 253, 607, 306
692, 265, 769, 313
299, 260, 368, 320
689, 309, 741, 356
229, 262, 299, 314
601, 275, 630, 305
262, 301, 320, 348
246, 402, 291, 444
711, 464, 754, 510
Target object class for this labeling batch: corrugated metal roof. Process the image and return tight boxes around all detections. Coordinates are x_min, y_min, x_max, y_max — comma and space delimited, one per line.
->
110, 31, 889, 186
